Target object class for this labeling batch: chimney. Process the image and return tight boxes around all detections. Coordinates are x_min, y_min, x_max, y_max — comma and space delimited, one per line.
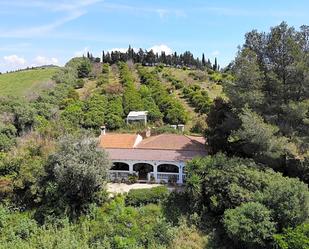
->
170, 125, 177, 130
178, 124, 185, 133
140, 127, 151, 139
145, 127, 151, 138
100, 125, 106, 136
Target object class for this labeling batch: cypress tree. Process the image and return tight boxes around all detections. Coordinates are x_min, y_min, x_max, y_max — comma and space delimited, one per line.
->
202, 53, 206, 66
213, 57, 218, 71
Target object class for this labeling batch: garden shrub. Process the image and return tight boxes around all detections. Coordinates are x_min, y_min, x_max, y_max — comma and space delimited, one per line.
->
125, 186, 169, 206
274, 223, 309, 249
73, 79, 84, 89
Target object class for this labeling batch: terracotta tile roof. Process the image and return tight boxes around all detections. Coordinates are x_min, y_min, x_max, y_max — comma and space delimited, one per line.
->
137, 134, 205, 151
99, 134, 138, 149
105, 148, 207, 162
99, 133, 207, 161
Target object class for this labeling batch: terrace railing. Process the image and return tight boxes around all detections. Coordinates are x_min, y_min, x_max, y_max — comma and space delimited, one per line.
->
108, 170, 138, 181
148, 172, 181, 183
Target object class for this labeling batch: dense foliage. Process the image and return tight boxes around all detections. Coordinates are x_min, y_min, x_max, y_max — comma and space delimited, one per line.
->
207, 22, 309, 183
137, 66, 188, 124
0, 197, 181, 249
185, 153, 309, 248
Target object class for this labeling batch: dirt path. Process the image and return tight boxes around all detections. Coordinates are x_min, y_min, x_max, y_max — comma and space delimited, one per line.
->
132, 64, 142, 88
109, 64, 120, 84
107, 183, 175, 195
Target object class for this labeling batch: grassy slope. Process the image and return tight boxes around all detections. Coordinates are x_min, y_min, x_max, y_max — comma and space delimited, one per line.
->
0, 67, 59, 98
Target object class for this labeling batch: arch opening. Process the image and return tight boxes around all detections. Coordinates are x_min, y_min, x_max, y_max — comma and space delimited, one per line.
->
111, 162, 129, 171
133, 163, 153, 180
158, 164, 179, 173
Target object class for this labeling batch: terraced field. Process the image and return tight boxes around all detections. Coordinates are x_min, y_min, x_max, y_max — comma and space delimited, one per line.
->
162, 67, 225, 100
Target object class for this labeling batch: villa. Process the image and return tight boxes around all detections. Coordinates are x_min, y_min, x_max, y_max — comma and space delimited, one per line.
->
98, 127, 207, 184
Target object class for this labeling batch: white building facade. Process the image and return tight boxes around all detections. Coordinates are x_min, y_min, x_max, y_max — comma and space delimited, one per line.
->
98, 133, 206, 185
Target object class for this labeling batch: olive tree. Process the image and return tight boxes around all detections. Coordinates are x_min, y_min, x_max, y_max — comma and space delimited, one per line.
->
37, 135, 111, 219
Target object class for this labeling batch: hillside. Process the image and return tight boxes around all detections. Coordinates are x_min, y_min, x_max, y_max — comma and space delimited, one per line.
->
0, 21, 309, 249
0, 67, 59, 98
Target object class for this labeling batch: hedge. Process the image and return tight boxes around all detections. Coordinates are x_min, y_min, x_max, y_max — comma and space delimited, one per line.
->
125, 186, 169, 206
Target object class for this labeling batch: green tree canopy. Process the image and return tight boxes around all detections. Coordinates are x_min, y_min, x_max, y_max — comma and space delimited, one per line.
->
37, 135, 111, 219
223, 202, 276, 249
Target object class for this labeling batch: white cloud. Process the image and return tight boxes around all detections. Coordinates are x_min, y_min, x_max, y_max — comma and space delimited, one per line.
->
148, 44, 173, 55
3, 54, 26, 65
0, 55, 61, 72
0, 54, 27, 72
108, 47, 140, 53
202, 6, 304, 18
108, 48, 129, 53
156, 9, 168, 19
0, 11, 85, 38
33, 56, 59, 66
0, 0, 103, 12
0, 0, 102, 38
211, 50, 220, 56
100, 2, 186, 19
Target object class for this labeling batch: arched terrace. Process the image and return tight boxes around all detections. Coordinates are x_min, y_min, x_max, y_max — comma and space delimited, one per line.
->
109, 162, 131, 181
133, 163, 154, 180
156, 164, 180, 183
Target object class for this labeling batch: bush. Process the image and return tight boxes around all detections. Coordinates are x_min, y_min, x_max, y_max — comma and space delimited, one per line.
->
163, 191, 192, 225
102, 63, 109, 74
125, 186, 169, 206
274, 223, 309, 249
190, 117, 207, 134
223, 202, 276, 248
76, 59, 91, 78
152, 126, 181, 135
127, 173, 138, 184
73, 79, 84, 89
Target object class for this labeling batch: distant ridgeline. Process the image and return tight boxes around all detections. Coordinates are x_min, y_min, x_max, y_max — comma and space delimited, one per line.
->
86, 46, 219, 70
2, 65, 59, 75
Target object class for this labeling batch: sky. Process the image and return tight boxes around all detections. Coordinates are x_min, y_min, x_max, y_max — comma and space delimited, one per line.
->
0, 0, 309, 72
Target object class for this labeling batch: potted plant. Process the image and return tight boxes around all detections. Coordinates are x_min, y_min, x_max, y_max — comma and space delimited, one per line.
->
168, 175, 177, 186
150, 175, 156, 184
128, 173, 138, 184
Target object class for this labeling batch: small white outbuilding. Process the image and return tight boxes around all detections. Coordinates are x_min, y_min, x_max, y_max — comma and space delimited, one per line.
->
126, 111, 148, 125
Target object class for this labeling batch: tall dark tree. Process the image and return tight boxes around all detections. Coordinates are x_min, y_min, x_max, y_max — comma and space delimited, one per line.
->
102, 51, 105, 63
213, 57, 218, 71
202, 53, 206, 66
145, 50, 156, 65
